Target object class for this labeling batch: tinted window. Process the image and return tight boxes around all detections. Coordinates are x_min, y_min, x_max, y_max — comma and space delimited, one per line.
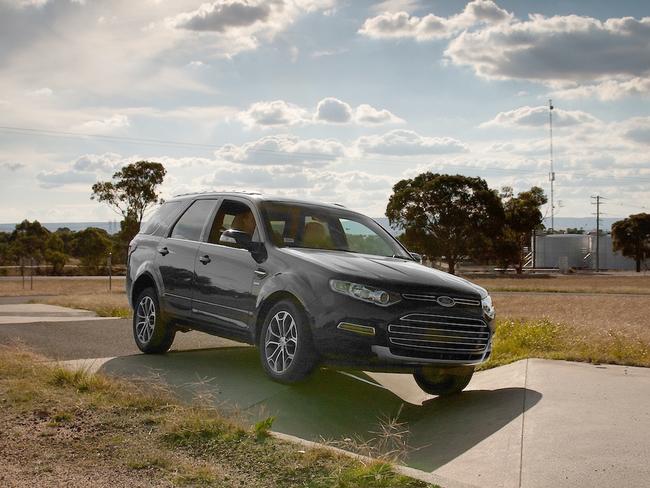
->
140, 201, 183, 235
207, 200, 258, 248
260, 202, 410, 258
170, 200, 218, 241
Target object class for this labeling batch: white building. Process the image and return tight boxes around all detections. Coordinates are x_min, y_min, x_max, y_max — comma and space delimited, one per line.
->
533, 234, 641, 270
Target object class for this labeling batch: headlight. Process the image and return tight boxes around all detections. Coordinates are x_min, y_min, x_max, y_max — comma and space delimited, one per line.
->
482, 295, 495, 319
329, 280, 400, 307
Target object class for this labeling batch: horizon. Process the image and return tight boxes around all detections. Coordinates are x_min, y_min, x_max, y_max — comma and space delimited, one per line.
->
1, 0, 649, 221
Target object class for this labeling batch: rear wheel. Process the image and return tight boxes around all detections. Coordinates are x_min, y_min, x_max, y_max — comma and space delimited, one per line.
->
259, 300, 317, 383
413, 366, 474, 396
133, 287, 175, 354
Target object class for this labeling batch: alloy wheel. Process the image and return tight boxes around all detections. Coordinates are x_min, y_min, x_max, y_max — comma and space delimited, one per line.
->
135, 296, 156, 345
264, 310, 297, 374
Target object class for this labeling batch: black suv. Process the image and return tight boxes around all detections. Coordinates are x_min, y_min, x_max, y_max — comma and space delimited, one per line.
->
127, 192, 495, 395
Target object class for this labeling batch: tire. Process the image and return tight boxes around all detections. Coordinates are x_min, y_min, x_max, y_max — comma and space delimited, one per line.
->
413, 366, 474, 396
133, 287, 176, 354
258, 300, 317, 383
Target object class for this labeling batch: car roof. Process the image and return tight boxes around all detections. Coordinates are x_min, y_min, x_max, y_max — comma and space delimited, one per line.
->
168, 191, 352, 212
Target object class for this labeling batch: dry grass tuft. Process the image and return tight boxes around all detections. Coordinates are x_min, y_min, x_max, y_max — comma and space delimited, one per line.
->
472, 274, 650, 295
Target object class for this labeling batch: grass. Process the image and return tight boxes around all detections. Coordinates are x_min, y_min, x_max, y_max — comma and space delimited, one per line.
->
481, 318, 650, 370
0, 277, 123, 296
0, 345, 434, 488
34, 293, 132, 318
471, 274, 650, 295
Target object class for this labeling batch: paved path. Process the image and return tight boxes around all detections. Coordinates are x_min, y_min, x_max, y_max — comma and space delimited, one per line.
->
1, 303, 649, 487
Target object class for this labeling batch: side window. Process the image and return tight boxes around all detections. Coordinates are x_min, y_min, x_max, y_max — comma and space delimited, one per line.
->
339, 218, 394, 256
170, 200, 218, 241
207, 200, 258, 248
140, 201, 183, 236
302, 215, 334, 249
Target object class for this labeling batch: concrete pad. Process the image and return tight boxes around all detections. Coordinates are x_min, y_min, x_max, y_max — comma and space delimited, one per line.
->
0, 303, 106, 324
0, 303, 96, 316
521, 359, 650, 488
57, 350, 650, 488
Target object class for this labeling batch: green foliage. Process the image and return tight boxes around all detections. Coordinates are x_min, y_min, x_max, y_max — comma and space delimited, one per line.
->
9, 219, 50, 263
612, 213, 650, 272
495, 186, 547, 273
44, 233, 68, 274
386, 173, 504, 274
73, 227, 112, 273
253, 416, 275, 439
91, 160, 166, 225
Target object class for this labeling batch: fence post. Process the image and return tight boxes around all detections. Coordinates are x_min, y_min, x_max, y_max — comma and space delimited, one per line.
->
21, 257, 25, 290
30, 257, 34, 291
108, 252, 112, 292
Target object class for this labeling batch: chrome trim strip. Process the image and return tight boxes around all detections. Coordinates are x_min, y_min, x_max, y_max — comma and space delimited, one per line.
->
371, 345, 489, 366
192, 297, 254, 316
163, 292, 190, 300
191, 308, 248, 328
388, 324, 489, 337
400, 313, 486, 326
389, 338, 487, 353
403, 294, 480, 306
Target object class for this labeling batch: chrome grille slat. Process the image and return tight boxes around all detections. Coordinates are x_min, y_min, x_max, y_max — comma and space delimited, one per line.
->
388, 324, 490, 338
402, 294, 480, 307
389, 338, 485, 352
388, 312, 490, 360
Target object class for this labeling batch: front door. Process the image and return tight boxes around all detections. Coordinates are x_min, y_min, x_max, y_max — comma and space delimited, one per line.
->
156, 199, 218, 318
192, 199, 261, 334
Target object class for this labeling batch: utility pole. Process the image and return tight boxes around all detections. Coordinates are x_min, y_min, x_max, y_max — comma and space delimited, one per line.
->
591, 195, 605, 272
549, 99, 555, 233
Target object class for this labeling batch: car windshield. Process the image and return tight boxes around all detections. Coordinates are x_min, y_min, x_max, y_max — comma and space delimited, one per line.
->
260, 201, 412, 259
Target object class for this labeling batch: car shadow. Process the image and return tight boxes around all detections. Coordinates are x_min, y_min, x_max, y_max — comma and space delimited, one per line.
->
100, 346, 541, 472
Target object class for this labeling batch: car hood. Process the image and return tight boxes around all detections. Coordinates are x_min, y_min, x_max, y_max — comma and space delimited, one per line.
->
282, 248, 485, 299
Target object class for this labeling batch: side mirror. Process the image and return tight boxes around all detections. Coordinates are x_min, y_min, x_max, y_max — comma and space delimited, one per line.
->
410, 252, 423, 264
220, 229, 252, 249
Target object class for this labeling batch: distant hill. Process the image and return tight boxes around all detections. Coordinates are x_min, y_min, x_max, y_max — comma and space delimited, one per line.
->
0, 221, 118, 234
372, 216, 623, 236
0, 216, 625, 236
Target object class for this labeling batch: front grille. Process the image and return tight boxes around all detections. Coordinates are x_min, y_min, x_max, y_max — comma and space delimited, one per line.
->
388, 313, 490, 362
402, 294, 481, 307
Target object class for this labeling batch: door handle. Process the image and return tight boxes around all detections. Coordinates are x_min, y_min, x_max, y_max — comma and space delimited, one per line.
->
158, 246, 169, 256
199, 255, 211, 265
254, 268, 267, 279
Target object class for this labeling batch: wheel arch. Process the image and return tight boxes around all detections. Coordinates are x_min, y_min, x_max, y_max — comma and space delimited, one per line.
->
254, 290, 308, 344
131, 272, 158, 305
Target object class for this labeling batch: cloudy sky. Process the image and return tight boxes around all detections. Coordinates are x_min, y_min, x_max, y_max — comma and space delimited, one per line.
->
1, 0, 649, 223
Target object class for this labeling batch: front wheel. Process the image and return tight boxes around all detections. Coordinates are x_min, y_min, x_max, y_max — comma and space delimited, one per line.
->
133, 287, 176, 354
413, 366, 474, 396
259, 300, 317, 383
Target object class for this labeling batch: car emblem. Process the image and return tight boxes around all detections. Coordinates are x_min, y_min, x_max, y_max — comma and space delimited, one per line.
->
437, 296, 455, 307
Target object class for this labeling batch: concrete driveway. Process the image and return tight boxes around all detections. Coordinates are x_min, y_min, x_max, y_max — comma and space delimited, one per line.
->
2, 302, 649, 487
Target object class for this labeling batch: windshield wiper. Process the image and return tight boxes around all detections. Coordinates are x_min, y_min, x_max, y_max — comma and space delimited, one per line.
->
391, 254, 414, 261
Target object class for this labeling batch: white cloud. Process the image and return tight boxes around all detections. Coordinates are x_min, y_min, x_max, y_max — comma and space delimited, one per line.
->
359, 0, 511, 41
445, 10, 650, 98
75, 114, 130, 133
26, 87, 53, 97
238, 97, 403, 128
168, 0, 336, 57
216, 134, 347, 166
35, 152, 126, 188
314, 97, 353, 123
354, 104, 404, 125
552, 78, 650, 101
238, 100, 310, 128
481, 106, 599, 129
0, 162, 26, 172
357, 129, 468, 155
620, 117, 650, 145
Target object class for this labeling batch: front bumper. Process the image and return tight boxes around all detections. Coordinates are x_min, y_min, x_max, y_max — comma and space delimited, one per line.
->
310, 295, 494, 371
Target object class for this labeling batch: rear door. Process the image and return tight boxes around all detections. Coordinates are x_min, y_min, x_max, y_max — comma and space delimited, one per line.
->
192, 199, 261, 334
156, 199, 219, 318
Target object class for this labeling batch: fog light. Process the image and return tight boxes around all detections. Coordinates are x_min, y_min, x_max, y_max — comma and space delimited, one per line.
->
337, 322, 376, 336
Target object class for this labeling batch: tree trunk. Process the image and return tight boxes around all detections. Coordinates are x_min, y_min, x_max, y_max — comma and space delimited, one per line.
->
447, 259, 456, 275
637, 257, 641, 273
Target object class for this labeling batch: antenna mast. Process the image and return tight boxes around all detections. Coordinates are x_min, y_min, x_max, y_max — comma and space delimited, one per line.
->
549, 99, 555, 233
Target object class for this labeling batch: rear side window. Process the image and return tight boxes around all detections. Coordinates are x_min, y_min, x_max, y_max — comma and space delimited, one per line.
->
140, 202, 183, 236
170, 200, 218, 241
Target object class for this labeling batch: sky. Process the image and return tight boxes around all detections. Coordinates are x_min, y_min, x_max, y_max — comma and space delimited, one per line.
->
1, 0, 649, 224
